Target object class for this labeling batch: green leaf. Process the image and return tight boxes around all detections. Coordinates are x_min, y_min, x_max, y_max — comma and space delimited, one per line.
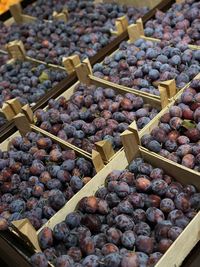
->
182, 120, 196, 129
31, 67, 36, 72
81, 107, 87, 112
39, 71, 49, 83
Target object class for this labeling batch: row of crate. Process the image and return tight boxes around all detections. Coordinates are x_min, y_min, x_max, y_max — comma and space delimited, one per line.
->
1, 68, 199, 267
0, 0, 200, 266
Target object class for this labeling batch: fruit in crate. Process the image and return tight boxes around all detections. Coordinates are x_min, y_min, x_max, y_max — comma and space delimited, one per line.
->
93, 39, 200, 95
0, 132, 94, 230
34, 157, 199, 266
24, 0, 148, 25
145, 0, 200, 46
35, 83, 159, 153
0, 0, 148, 65
0, 19, 113, 65
141, 79, 200, 172
0, 61, 67, 127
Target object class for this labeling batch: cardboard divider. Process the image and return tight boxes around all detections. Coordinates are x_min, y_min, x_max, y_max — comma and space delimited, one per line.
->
136, 18, 144, 35
121, 129, 139, 162
75, 62, 92, 85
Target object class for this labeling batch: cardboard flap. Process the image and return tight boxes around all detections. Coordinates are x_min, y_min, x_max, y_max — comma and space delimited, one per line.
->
82, 58, 93, 74
95, 140, 115, 162
1, 98, 22, 121
9, 3, 23, 24
6, 98, 22, 114
1, 103, 16, 121
62, 8, 69, 20
158, 85, 169, 109
22, 104, 34, 122
75, 62, 91, 85
128, 121, 140, 144
62, 55, 81, 74
127, 23, 141, 42
113, 15, 128, 35
11, 219, 41, 252
6, 40, 26, 60
136, 18, 144, 35
14, 113, 32, 136
160, 79, 176, 99
121, 129, 140, 163
92, 149, 105, 173
53, 11, 68, 22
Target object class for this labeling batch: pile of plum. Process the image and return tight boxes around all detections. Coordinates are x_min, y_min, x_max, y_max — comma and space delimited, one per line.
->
24, 0, 72, 20
93, 39, 200, 95
24, 0, 148, 26
0, 1, 148, 65
141, 79, 200, 171
0, 132, 94, 230
34, 84, 159, 153
0, 60, 66, 127
0, 19, 113, 65
30, 157, 200, 267
145, 0, 200, 45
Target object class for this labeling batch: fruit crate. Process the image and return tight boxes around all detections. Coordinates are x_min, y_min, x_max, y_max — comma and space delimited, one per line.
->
0, 2, 130, 68
6, 130, 200, 267
138, 73, 200, 178
86, 19, 200, 101
144, 0, 200, 47
0, 0, 177, 67
0, 40, 69, 132
3, 59, 169, 172
8, 2, 131, 35
0, 122, 105, 233
70, 51, 176, 109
